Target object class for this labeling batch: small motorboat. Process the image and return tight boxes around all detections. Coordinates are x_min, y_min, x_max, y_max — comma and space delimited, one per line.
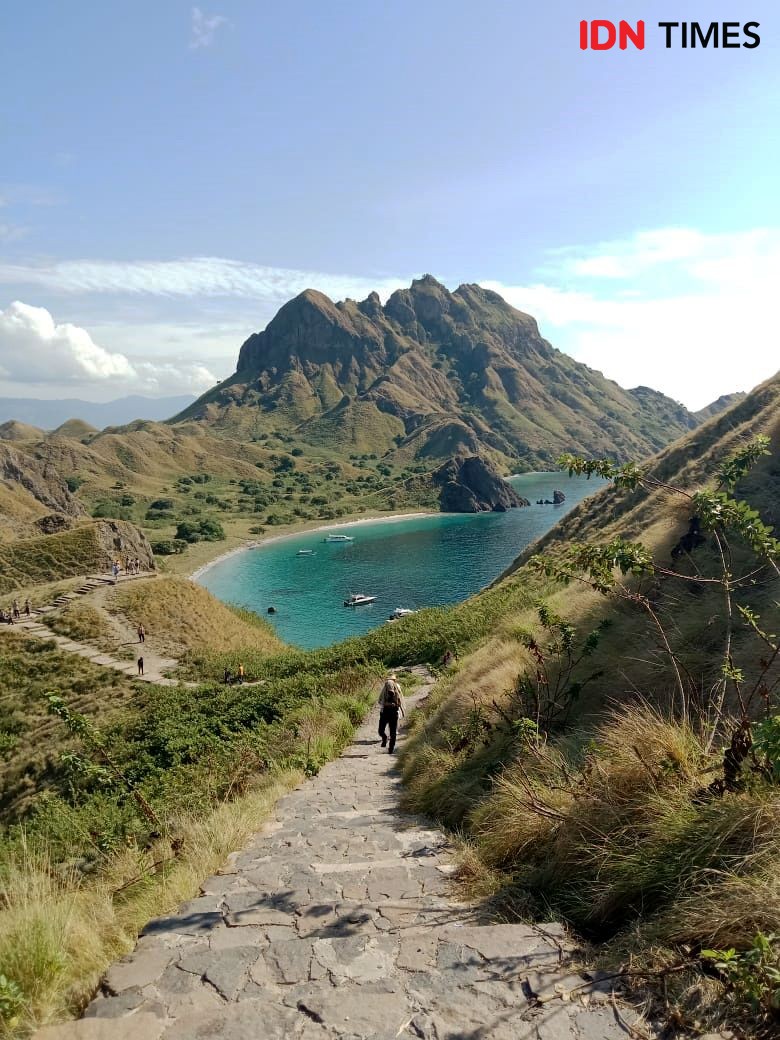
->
296, 549, 316, 556
387, 607, 416, 621
324, 534, 354, 543
344, 593, 376, 607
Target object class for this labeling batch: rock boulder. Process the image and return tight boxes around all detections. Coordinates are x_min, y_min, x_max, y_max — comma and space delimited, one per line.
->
433, 455, 530, 513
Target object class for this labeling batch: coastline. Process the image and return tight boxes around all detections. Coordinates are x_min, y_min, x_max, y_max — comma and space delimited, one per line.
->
188, 510, 440, 582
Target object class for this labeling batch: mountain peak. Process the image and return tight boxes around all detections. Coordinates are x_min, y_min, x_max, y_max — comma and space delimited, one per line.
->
189, 276, 702, 469
410, 273, 448, 291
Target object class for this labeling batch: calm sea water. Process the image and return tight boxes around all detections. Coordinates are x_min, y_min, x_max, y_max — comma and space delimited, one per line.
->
198, 473, 606, 649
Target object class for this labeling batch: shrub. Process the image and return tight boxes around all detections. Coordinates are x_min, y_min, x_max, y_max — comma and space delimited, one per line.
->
91, 501, 131, 521
174, 519, 225, 543
151, 539, 187, 556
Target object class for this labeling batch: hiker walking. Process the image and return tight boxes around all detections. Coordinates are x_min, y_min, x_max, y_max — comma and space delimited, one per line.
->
237, 662, 245, 682
12, 599, 19, 619
137, 623, 145, 643
378, 674, 406, 753
137, 656, 144, 676
24, 598, 30, 617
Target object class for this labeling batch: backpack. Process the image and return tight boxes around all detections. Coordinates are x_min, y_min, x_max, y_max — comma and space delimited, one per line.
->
383, 680, 401, 709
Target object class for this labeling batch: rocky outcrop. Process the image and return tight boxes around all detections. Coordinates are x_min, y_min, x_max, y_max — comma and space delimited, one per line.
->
433, 455, 530, 513
0, 444, 85, 519
34, 513, 75, 535
553, 489, 566, 504
94, 520, 156, 572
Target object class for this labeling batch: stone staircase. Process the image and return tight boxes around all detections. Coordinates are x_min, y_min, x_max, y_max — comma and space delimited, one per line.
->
1, 572, 188, 686
34, 680, 650, 1039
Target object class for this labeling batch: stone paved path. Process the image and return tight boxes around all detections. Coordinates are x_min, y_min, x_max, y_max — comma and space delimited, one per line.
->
36, 682, 649, 1040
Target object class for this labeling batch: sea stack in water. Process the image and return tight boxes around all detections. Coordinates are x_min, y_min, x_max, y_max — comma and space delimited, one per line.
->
434, 454, 530, 513
553, 489, 565, 504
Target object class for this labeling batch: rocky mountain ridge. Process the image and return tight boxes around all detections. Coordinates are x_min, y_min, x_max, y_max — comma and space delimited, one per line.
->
175, 276, 702, 470
694, 391, 748, 422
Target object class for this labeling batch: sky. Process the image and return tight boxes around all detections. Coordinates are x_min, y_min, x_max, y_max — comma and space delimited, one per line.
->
0, 1, 778, 410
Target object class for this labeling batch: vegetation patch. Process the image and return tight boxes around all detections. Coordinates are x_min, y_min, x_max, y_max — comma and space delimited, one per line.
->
0, 528, 102, 596
109, 576, 283, 658
42, 602, 133, 660
0, 630, 392, 1036
400, 426, 780, 1037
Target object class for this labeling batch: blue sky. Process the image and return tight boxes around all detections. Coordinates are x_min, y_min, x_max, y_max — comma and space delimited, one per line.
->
0, 1, 778, 407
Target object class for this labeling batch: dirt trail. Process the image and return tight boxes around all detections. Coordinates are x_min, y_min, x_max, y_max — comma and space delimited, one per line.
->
1, 572, 187, 686
35, 674, 651, 1039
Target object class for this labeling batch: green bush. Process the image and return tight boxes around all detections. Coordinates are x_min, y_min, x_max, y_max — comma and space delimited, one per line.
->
151, 539, 187, 556
175, 519, 225, 543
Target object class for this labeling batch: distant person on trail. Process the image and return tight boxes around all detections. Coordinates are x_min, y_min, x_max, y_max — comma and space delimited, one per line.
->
238, 663, 245, 682
12, 599, 19, 619
137, 624, 145, 643
137, 656, 144, 676
224, 669, 232, 685
24, 598, 31, 617
378, 674, 406, 753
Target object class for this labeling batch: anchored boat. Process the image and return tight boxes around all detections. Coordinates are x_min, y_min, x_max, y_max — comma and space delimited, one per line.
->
324, 534, 354, 543
387, 607, 416, 621
296, 549, 316, 556
344, 593, 376, 607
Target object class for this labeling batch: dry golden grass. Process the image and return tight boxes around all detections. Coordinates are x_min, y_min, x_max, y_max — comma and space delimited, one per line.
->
463, 705, 780, 951
41, 602, 132, 659
107, 576, 282, 658
0, 770, 300, 1036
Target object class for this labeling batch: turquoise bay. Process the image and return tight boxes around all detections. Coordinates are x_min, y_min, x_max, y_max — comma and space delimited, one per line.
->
198, 473, 606, 649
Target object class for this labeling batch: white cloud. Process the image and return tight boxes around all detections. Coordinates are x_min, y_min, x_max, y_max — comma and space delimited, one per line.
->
483, 227, 780, 411
0, 302, 216, 394
189, 7, 227, 49
0, 256, 409, 305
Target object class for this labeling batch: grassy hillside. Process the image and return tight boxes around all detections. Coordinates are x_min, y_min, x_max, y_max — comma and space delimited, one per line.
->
0, 419, 442, 574
0, 629, 386, 1034
0, 634, 143, 822
397, 374, 780, 1036
0, 521, 152, 596
108, 576, 283, 657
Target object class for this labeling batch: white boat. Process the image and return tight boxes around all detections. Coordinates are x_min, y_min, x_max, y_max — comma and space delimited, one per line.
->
388, 607, 416, 621
296, 549, 316, 556
344, 593, 376, 607
324, 534, 354, 543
